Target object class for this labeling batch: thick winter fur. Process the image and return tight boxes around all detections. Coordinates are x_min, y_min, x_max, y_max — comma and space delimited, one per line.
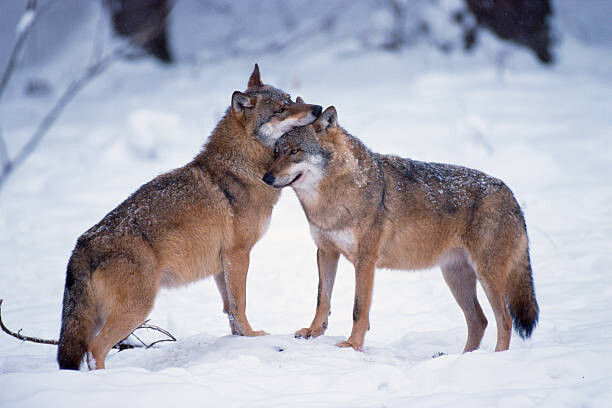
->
57, 65, 322, 370
264, 106, 539, 352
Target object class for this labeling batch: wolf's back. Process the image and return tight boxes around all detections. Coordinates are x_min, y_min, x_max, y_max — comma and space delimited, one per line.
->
57, 255, 96, 370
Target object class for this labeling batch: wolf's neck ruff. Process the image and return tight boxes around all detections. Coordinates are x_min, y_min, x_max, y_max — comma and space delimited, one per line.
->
196, 110, 276, 184
295, 132, 380, 228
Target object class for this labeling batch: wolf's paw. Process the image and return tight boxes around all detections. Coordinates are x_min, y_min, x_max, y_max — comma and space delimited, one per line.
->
335, 339, 363, 351
294, 325, 325, 339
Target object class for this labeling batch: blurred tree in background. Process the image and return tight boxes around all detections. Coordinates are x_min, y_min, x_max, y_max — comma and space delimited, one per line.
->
104, 0, 554, 65
0, 0, 605, 189
104, 0, 173, 63
463, 0, 553, 63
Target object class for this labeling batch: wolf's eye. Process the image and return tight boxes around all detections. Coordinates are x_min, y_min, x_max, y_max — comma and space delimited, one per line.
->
290, 149, 298, 155
275, 107, 285, 114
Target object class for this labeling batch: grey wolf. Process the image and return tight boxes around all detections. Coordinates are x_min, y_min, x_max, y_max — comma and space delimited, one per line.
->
57, 65, 322, 369
263, 106, 538, 352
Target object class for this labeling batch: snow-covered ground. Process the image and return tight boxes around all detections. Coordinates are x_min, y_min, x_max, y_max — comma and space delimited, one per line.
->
1, 2, 611, 407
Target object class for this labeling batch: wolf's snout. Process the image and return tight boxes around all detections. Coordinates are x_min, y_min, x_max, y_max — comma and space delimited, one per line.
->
263, 172, 275, 186
312, 105, 323, 118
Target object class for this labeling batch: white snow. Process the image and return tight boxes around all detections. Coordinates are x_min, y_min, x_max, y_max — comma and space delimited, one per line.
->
1, 1, 612, 407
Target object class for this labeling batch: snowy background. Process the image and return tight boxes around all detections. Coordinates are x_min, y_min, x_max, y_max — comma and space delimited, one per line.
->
1, 0, 611, 407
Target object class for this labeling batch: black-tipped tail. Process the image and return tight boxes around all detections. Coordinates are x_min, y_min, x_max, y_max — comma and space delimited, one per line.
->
507, 252, 539, 339
57, 261, 95, 370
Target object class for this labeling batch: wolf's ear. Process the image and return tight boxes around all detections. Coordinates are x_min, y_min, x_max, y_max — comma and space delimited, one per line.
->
295, 96, 305, 104
314, 106, 338, 132
247, 63, 263, 90
232, 91, 256, 117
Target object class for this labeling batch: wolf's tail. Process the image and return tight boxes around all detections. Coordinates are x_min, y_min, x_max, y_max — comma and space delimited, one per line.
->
57, 258, 96, 370
506, 248, 539, 339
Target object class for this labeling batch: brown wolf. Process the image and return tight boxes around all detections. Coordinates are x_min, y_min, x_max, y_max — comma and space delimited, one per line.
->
57, 65, 322, 370
263, 106, 539, 353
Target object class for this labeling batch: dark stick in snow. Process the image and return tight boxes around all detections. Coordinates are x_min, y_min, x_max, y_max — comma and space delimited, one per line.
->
0, 299, 58, 345
0, 299, 177, 350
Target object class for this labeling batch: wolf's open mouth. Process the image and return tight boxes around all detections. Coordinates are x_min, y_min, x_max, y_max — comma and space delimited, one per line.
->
287, 173, 302, 186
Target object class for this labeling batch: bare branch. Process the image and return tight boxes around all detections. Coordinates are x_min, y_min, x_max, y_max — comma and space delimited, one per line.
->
0, 3, 175, 193
89, 2, 108, 64
0, 0, 60, 103
138, 320, 178, 348
128, 331, 149, 348
0, 50, 122, 191
0, 130, 9, 172
139, 321, 177, 342
0, 299, 58, 345
0, 299, 177, 350
0, 1, 36, 102
0, 46, 127, 192
185, 0, 352, 67
145, 338, 177, 349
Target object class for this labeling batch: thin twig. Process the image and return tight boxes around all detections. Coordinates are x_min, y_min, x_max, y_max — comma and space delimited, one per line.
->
0, 46, 128, 192
0, 0, 37, 102
0, 3, 175, 193
129, 331, 149, 348
89, 2, 108, 65
189, 0, 352, 66
0, 0, 59, 103
0, 299, 177, 350
0, 129, 9, 172
127, 318, 178, 349
145, 338, 176, 349
139, 320, 177, 342
0, 299, 58, 345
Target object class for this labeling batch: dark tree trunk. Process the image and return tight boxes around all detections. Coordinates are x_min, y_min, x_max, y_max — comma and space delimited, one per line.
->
105, 0, 172, 63
465, 0, 554, 63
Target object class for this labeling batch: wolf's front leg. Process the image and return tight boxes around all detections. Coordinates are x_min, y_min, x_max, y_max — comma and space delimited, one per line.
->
222, 249, 267, 337
295, 248, 339, 339
336, 258, 376, 351
213, 272, 239, 334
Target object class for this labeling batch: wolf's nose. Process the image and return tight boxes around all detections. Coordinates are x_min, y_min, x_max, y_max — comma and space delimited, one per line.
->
312, 105, 322, 117
263, 172, 275, 186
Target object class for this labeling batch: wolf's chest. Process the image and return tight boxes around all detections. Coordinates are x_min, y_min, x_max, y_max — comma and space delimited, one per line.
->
309, 225, 356, 258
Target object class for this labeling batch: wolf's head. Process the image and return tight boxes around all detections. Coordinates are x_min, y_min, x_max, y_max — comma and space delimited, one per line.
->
231, 64, 322, 147
262, 106, 338, 190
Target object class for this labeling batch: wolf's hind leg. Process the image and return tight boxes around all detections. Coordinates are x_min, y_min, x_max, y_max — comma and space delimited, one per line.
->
479, 277, 512, 352
440, 249, 487, 352
87, 258, 157, 369
87, 308, 150, 369
213, 271, 229, 314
